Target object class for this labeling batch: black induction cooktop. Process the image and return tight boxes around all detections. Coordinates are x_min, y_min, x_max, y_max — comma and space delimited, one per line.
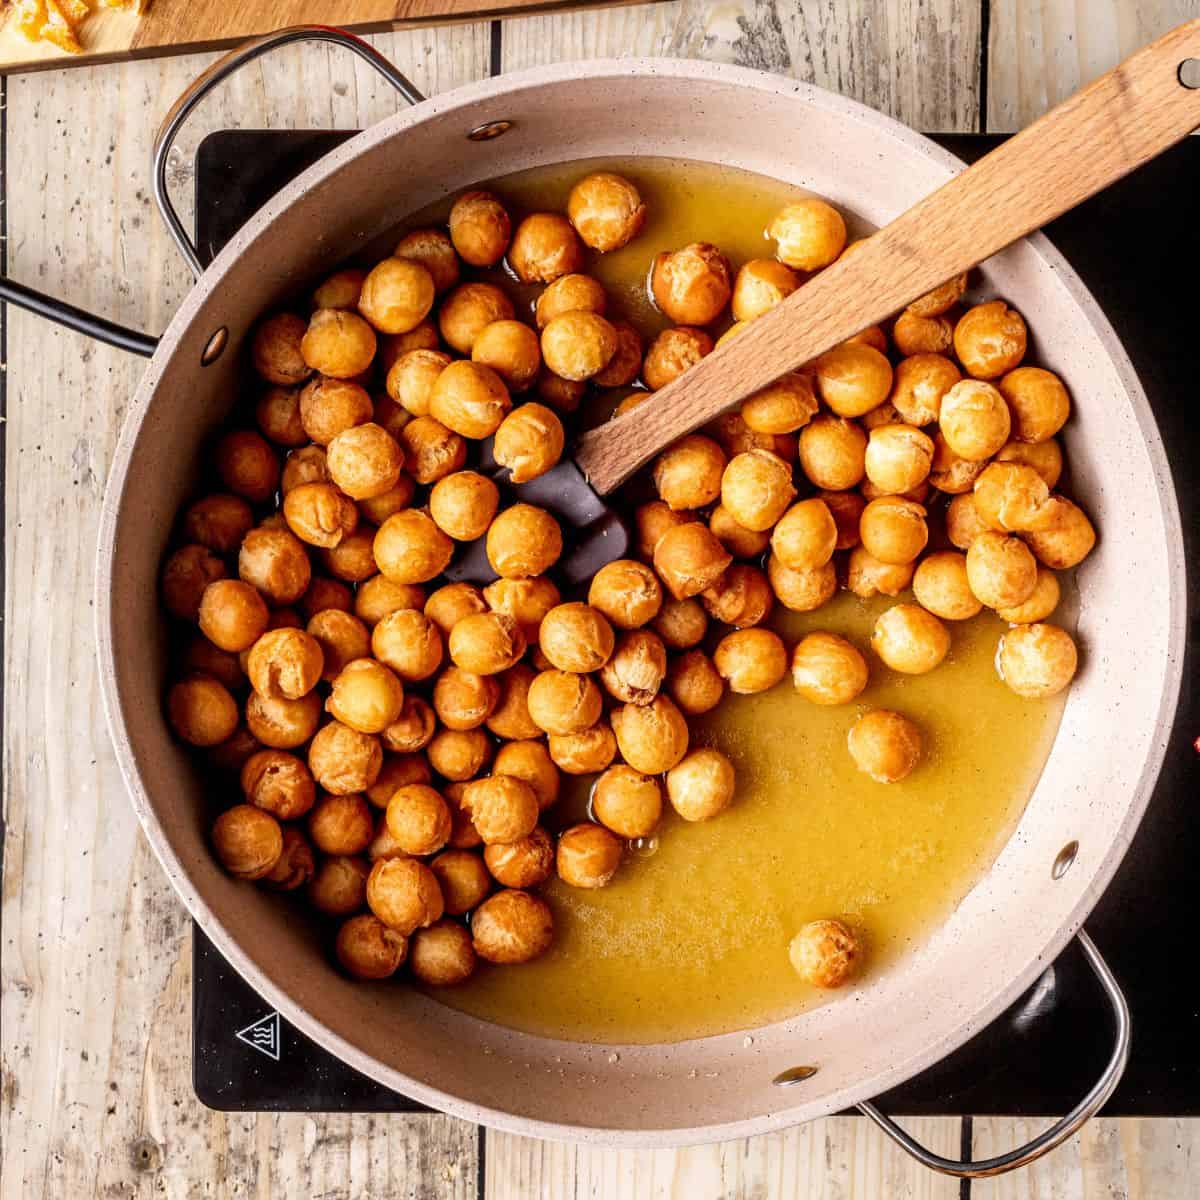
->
190, 130, 1199, 1118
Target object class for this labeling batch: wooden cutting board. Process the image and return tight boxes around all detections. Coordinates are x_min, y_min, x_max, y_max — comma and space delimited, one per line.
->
0, 0, 635, 73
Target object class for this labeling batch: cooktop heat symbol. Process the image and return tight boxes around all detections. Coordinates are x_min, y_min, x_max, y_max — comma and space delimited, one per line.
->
235, 1011, 282, 1061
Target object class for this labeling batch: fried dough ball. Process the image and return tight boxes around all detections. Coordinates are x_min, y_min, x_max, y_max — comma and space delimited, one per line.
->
367, 856, 444, 935
547, 722, 618, 776
995, 438, 1064, 490
713, 628, 787, 694
527, 669, 603, 736
262, 827, 317, 891
357, 257, 435, 336
321, 529, 377, 583
666, 748, 735, 822
299, 377, 373, 446
397, 416, 466, 486
604, 692, 693, 772
864, 424, 935, 496
471, 889, 553, 964
798, 415, 867, 491
300, 575, 353, 621
556, 823, 622, 889
359, 477, 415, 526
769, 198, 846, 270
652, 597, 708, 650
651, 243, 732, 326
534, 273, 606, 330
308, 854, 369, 916
365, 752, 432, 808
492, 403, 565, 484
540, 311, 618, 382
599, 630, 668, 705
742, 373, 818, 435
995, 568, 1061, 624
634, 500, 695, 560
997, 366, 1070, 443
508, 212, 584, 284
585, 559, 662, 631
301, 308, 377, 379
667, 649, 725, 715
973, 462, 1051, 532
411, 920, 477, 986
530, 369, 584, 417
280, 483, 356, 552
709, 410, 798, 460
966, 531, 1039, 609
998, 622, 1078, 698
701, 565, 773, 628
928, 432, 987, 495
893, 310, 954, 357
370, 608, 443, 683
567, 171, 646, 251
367, 819, 406, 862
470, 320, 540, 394
940, 380, 1012, 461
245, 690, 322, 749
324, 422, 403, 502
849, 708, 922, 784
872, 603, 950, 675
859, 497, 929, 566
448, 612, 526, 676
448, 190, 511, 268
642, 326, 713, 391
212, 804, 282, 880
380, 783, 450, 856
890, 353, 961, 426
422, 474, 497, 546
395, 228, 460, 293
461, 774, 540, 846
378, 322, 441, 377
386, 348, 451, 418
430, 849, 492, 914
482, 666, 539, 742
771, 499, 837, 571
198, 579, 269, 653
708, 505, 771, 560
214, 430, 279, 504
591, 765, 660, 839
253, 313, 312, 386
483, 576, 561, 644
185, 493, 254, 555
246, 627, 324, 700
912, 551, 982, 622
720, 450, 797, 533
486, 504, 563, 579
427, 360, 511, 440
308, 793, 374, 856
281, 445, 330, 495
183, 636, 243, 691
653, 523, 732, 601
439, 282, 515, 355
382, 696, 437, 756
478, 825, 552, 890
791, 632, 869, 705
168, 675, 239, 747
163, 545, 226, 622
324, 658, 403, 734
373, 510, 453, 585
306, 609, 370, 681
906, 271, 967, 319
428, 728, 493, 783
819, 490, 865, 551
789, 919, 860, 987
813, 343, 893, 418
731, 258, 800, 322
1021, 496, 1097, 569
236, 527, 308, 609
422, 581, 487, 636
652, 435, 726, 511
538, 603, 615, 674
593, 321, 643, 388
433, 665, 499, 731
954, 300, 1027, 379
492, 741, 559, 812
767, 555, 837, 612
335, 913, 408, 980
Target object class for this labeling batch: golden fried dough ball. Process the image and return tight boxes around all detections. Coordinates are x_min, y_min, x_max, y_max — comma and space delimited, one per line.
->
359, 477, 415, 526
547, 722, 618, 775
253, 313, 312, 386
954, 300, 1027, 379
365, 752, 432, 808
357, 257, 435, 336
653, 523, 733, 601
708, 504, 771, 560
168, 675, 239, 747
540, 311, 618, 382
890, 353, 961, 427
767, 555, 837, 612
448, 612, 526, 676
720, 449, 797, 532
373, 510, 454, 585
908, 271, 968, 318
486, 504, 562, 579
666, 747, 735, 822
714, 628, 787, 695
1021, 496, 1096, 569
538, 603, 615, 674
199, 579, 269, 653
371, 392, 411, 446
370, 608, 443, 683
262, 827, 316, 891
940, 379, 1012, 461
813, 343, 893, 418
469, 320, 539, 394
255, 385, 307, 448
791, 632, 868, 705
483, 826, 554, 890
508, 212, 584, 284
433, 665, 499, 731
423, 581, 487, 635
483, 576, 561, 644
928, 432, 986, 496
378, 322, 441, 378
966, 531, 1039, 609
325, 659, 404, 734
439, 282, 515, 355
462, 774, 540, 846
214, 430, 279, 504
998, 366, 1070, 443
382, 695, 437, 755
731, 258, 800, 322
789, 919, 860, 987
599, 630, 668, 705
245, 690, 322, 749
307, 609, 371, 681
321, 529, 377, 583
484, 666, 541, 741
428, 728, 493, 783
324, 422, 403, 502
424, 472, 497, 544
820, 489, 866, 551
427, 360, 511, 440
534, 367, 587, 414
183, 493, 254, 555
798, 415, 867, 491
246, 627, 324, 700
859, 497, 929, 566
335, 913, 407, 980
849, 709, 922, 784
771, 499, 837, 571
742, 373, 818, 435
998, 622, 1078, 698
651, 597, 708, 650
281, 483, 357, 551
642, 326, 713, 391
397, 416, 467, 486
448, 190, 511, 268
471, 889, 553, 964
308, 721, 382, 796
308, 854, 369, 916
995, 438, 1064, 490
301, 308, 377, 379
557, 823, 623, 889
527, 669, 603, 736
591, 765, 660, 839
872, 603, 950, 675
367, 820, 406, 862
593, 321, 643, 388
701, 564, 773, 628
651, 243, 732, 325
212, 804, 283, 880
769, 198, 846, 270
367, 856, 444, 935
859, 401, 902, 432
666, 649, 724, 715
494, 740, 560, 811
634, 500, 696, 560
300, 575, 353, 621
281, 445, 329, 496
973, 462, 1051, 532
162, 545, 226, 622
995, 568, 1061, 624
386, 348, 451, 418
299, 377, 373, 446
395, 228, 460, 294
652, 435, 726, 511
567, 171, 646, 251
911, 551, 982, 622
430, 849, 492, 914
308, 793, 374, 856
585, 559, 662, 631
534, 273, 606, 329
382, 784, 451, 856
411, 920, 477, 986
492, 403, 565, 484
182, 636, 243, 691
893, 310, 954, 357
864, 425, 935, 496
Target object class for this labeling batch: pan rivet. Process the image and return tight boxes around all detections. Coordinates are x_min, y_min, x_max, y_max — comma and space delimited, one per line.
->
772, 1065, 819, 1087
201, 326, 228, 366
467, 120, 514, 141
1179, 59, 1200, 89
1052, 840, 1079, 879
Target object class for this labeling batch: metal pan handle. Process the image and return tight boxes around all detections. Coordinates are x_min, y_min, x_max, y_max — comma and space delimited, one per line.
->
153, 25, 425, 280
857, 930, 1130, 1179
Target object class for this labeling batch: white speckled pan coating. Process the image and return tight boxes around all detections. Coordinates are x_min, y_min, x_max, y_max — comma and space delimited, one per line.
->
95, 60, 1185, 1146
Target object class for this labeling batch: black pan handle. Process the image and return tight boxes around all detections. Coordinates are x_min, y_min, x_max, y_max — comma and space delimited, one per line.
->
0, 277, 159, 357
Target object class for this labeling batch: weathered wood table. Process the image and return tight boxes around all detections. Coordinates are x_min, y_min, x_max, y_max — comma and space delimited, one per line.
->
2, 2, 1196, 1196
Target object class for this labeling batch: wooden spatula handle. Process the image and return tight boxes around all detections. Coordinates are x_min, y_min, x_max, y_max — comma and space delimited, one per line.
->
576, 17, 1200, 495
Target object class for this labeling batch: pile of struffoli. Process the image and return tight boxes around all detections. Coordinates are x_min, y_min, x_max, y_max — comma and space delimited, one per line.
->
161, 168, 1093, 993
